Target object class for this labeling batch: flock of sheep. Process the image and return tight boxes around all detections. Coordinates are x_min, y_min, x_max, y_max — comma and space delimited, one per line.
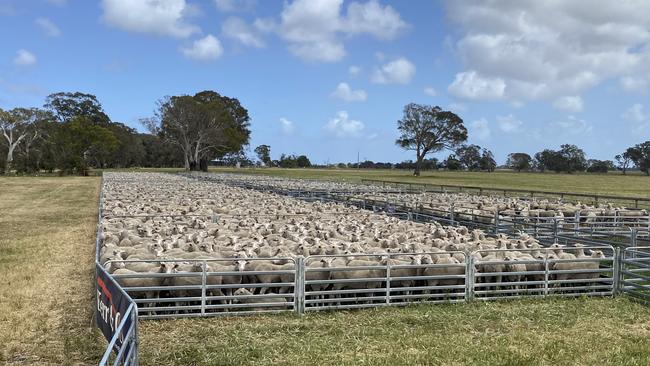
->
199, 173, 649, 234
99, 173, 615, 315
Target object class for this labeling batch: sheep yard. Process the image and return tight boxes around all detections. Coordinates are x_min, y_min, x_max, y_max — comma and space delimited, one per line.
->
4, 173, 650, 365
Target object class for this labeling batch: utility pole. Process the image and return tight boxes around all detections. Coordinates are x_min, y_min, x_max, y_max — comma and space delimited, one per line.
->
357, 151, 360, 169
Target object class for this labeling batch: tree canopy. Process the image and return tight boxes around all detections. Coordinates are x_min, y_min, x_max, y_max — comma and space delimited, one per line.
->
146, 90, 251, 171
395, 103, 467, 176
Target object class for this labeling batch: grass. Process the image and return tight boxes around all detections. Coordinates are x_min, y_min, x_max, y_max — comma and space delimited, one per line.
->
208, 167, 650, 198
3, 174, 650, 365
0, 176, 103, 365
139, 297, 650, 366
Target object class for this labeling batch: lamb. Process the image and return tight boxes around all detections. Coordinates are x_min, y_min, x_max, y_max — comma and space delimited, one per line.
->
231, 288, 289, 311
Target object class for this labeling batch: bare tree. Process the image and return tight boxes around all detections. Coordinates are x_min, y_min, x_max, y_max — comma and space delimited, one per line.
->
1, 108, 44, 174
395, 104, 467, 176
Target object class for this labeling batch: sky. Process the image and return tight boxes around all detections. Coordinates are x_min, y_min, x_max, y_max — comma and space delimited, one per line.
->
1, 0, 650, 165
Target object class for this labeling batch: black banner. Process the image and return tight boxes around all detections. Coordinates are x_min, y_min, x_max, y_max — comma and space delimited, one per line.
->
95, 264, 133, 353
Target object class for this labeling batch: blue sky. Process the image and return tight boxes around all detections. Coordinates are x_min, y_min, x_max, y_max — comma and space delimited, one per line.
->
1, 0, 650, 165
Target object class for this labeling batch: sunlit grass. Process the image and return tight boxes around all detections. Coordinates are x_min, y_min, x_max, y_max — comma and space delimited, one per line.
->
0, 177, 103, 365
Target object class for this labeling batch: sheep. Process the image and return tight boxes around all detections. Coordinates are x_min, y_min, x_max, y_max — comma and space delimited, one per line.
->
231, 288, 289, 311
112, 262, 176, 308
423, 254, 464, 298
101, 172, 628, 310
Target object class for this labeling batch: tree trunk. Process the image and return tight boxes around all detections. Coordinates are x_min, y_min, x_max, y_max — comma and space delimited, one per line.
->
413, 155, 422, 176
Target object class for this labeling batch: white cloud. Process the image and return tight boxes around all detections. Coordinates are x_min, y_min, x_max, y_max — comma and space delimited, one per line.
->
623, 103, 647, 123
35, 17, 61, 37
470, 118, 490, 140
620, 76, 649, 93
448, 70, 505, 100
423, 87, 437, 97
348, 65, 361, 76
181, 35, 223, 61
214, 0, 256, 12
331, 82, 367, 102
496, 114, 523, 133
272, 0, 407, 62
622, 103, 650, 133
222, 17, 264, 48
445, 1, 650, 103
101, 0, 199, 38
550, 115, 592, 135
14, 49, 36, 66
279, 117, 295, 134
343, 0, 407, 39
371, 57, 415, 84
325, 110, 365, 137
553, 96, 583, 113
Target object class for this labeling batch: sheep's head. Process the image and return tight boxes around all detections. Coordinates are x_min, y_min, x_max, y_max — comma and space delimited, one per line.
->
233, 288, 251, 297
160, 262, 179, 273
590, 250, 605, 258
235, 260, 248, 272
420, 254, 434, 264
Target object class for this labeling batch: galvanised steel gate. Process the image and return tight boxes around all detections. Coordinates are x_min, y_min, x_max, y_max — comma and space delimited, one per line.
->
105, 244, 619, 317
621, 246, 650, 302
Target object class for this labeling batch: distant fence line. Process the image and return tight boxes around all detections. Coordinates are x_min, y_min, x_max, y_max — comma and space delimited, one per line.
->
359, 178, 650, 209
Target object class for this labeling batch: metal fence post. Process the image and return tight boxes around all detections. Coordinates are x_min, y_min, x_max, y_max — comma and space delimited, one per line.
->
493, 211, 500, 235
612, 247, 622, 296
385, 259, 391, 305
201, 260, 207, 316
553, 218, 559, 244
465, 254, 474, 302
294, 256, 305, 315
450, 205, 455, 226
543, 256, 549, 297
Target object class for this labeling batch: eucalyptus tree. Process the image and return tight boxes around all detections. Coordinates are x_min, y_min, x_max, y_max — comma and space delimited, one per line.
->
395, 103, 467, 176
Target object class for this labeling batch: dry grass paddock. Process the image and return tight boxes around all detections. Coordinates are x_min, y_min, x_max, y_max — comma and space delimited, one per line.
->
2, 174, 650, 365
0, 177, 102, 365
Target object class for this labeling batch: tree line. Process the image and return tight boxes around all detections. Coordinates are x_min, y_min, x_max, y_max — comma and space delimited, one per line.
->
0, 90, 251, 175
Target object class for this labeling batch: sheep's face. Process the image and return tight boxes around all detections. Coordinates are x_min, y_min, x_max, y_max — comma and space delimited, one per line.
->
160, 262, 178, 274
235, 260, 247, 272
421, 255, 434, 264
233, 288, 250, 297
591, 250, 605, 258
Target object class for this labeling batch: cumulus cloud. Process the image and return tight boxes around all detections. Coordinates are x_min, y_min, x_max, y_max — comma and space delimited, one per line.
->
553, 96, 583, 113
622, 103, 650, 133
279, 117, 295, 134
14, 49, 37, 66
101, 0, 200, 38
550, 115, 592, 135
181, 35, 223, 61
371, 57, 415, 84
620, 76, 649, 93
423, 87, 437, 97
448, 70, 505, 100
325, 110, 365, 137
470, 118, 490, 140
222, 17, 264, 48
35, 17, 61, 37
348, 65, 361, 76
270, 0, 407, 62
331, 82, 367, 102
445, 1, 650, 103
496, 114, 523, 133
